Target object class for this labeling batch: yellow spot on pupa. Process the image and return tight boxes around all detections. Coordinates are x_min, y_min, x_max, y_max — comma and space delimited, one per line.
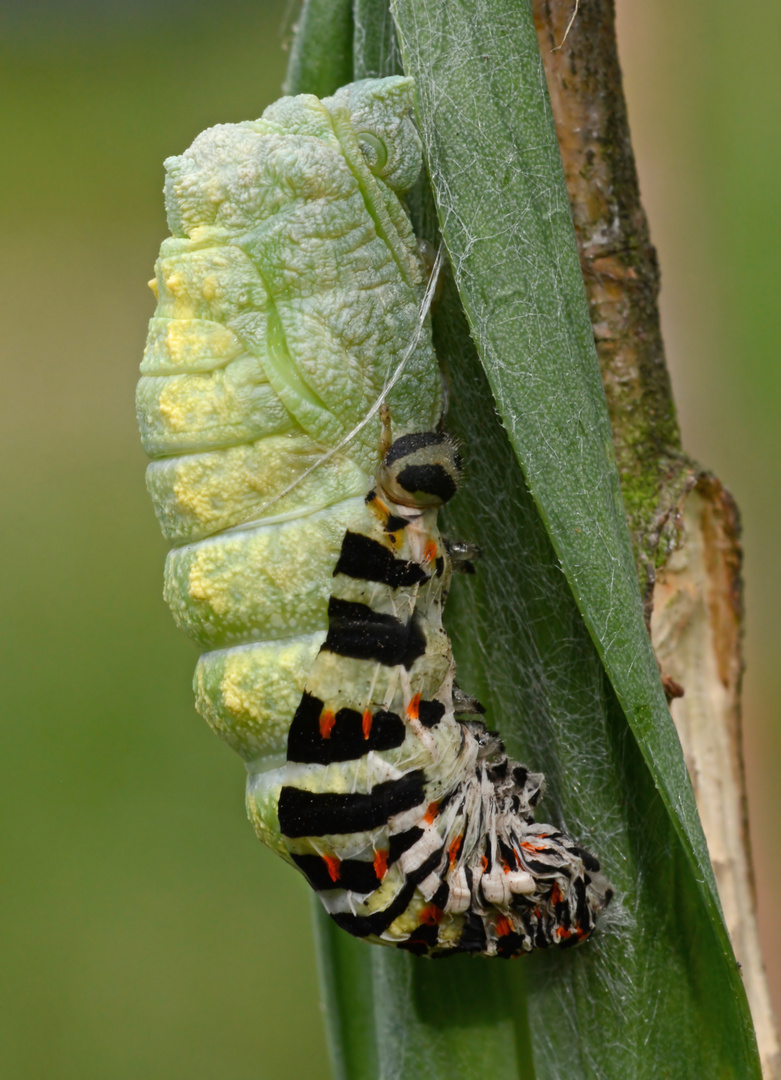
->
157, 382, 192, 431
148, 278, 159, 298
165, 322, 184, 362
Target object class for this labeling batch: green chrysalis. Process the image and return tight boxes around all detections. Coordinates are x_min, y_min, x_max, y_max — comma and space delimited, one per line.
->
138, 77, 442, 851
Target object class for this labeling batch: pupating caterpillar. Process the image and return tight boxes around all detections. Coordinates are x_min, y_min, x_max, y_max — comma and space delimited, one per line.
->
137, 75, 612, 956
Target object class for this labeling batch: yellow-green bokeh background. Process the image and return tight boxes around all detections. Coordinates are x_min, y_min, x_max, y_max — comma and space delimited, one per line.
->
1, 1, 778, 1076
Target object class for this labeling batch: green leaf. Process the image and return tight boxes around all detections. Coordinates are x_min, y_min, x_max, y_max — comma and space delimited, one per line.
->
352, 0, 402, 80
314, 906, 533, 1080
428, 274, 756, 1079
284, 0, 354, 99
288, 0, 762, 1076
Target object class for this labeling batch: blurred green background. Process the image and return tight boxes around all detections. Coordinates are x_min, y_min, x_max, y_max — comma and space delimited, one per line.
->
0, 1, 777, 1076
1, 2, 331, 1078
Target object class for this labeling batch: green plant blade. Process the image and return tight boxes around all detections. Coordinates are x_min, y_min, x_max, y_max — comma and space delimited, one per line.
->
286, 0, 761, 1076
390, 0, 760, 1075
314, 902, 533, 1080
284, 0, 354, 99
352, 0, 401, 79
430, 274, 758, 1078
312, 907, 379, 1080
288, 10, 535, 1079
390, 0, 715, 912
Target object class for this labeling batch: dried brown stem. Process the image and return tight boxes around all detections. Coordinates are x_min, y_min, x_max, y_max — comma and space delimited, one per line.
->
532, 2, 779, 1074
533, 0, 696, 599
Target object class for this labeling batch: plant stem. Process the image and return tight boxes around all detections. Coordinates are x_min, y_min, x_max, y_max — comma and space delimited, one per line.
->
532, 3, 779, 1074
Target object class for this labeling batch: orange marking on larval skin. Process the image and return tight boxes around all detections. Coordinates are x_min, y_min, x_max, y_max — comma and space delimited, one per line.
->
521, 841, 546, 853
373, 849, 388, 881
448, 834, 463, 869
550, 882, 562, 905
323, 855, 341, 883
406, 693, 421, 721
495, 915, 512, 938
371, 496, 390, 521
319, 710, 336, 739
370, 496, 400, 544
362, 709, 373, 739
423, 801, 439, 824
420, 905, 444, 926
423, 540, 438, 564
481, 855, 489, 873
556, 926, 572, 941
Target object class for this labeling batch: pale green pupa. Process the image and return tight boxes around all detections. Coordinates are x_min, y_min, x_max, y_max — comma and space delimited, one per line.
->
137, 76, 442, 854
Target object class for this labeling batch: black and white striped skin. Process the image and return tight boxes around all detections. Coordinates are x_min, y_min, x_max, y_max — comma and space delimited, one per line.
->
279, 419, 613, 958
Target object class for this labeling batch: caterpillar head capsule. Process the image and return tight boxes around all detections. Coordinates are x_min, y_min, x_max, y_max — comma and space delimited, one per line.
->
377, 431, 462, 509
